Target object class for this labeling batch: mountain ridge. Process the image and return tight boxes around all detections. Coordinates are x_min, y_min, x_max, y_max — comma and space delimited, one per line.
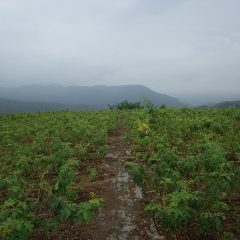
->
214, 100, 240, 108
0, 84, 183, 111
0, 97, 103, 114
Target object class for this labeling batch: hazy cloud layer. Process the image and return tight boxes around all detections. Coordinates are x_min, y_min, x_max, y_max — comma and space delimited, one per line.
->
0, 0, 240, 97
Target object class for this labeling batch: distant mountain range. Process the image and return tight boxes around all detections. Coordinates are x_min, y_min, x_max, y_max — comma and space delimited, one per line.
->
214, 100, 240, 108
199, 100, 240, 108
0, 97, 102, 114
0, 84, 183, 113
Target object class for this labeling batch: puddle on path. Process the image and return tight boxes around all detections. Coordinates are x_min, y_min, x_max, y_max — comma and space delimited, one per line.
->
76, 128, 161, 240
94, 138, 160, 240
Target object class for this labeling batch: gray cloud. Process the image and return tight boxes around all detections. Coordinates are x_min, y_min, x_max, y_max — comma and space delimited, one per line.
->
0, 0, 240, 98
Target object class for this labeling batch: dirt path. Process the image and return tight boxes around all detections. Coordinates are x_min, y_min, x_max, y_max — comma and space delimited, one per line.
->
56, 124, 161, 240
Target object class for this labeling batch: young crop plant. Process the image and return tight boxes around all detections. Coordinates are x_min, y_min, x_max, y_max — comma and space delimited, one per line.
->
125, 161, 145, 186
128, 107, 240, 239
0, 110, 118, 239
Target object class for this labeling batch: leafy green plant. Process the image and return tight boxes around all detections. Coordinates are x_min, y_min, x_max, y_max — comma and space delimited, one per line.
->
125, 162, 145, 186
127, 107, 240, 238
0, 110, 118, 238
88, 167, 97, 181
108, 100, 143, 110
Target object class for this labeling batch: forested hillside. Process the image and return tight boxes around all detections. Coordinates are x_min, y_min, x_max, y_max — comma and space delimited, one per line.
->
0, 97, 101, 114
214, 100, 240, 108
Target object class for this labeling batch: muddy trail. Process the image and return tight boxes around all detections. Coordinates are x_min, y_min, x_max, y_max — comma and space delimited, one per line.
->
57, 123, 161, 240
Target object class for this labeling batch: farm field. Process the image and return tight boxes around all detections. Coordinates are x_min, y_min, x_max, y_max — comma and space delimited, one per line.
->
127, 107, 240, 239
0, 108, 240, 239
0, 110, 118, 239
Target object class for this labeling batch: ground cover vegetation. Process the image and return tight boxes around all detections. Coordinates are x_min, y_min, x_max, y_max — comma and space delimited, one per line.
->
125, 107, 240, 239
0, 106, 239, 239
0, 110, 118, 239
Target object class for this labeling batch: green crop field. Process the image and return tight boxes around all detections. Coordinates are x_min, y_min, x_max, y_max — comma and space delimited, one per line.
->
126, 107, 240, 239
0, 108, 240, 239
0, 110, 119, 239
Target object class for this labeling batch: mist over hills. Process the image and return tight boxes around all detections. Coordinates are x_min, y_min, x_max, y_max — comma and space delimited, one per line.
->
0, 97, 103, 114
0, 84, 183, 113
175, 93, 240, 106
214, 100, 240, 108
0, 84, 182, 113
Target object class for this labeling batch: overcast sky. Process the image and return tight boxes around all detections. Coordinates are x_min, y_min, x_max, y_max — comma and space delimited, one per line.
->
0, 0, 240, 98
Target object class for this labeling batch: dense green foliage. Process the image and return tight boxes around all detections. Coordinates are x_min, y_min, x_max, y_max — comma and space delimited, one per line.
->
0, 110, 118, 239
1, 107, 240, 239
126, 107, 240, 239
108, 97, 156, 110
108, 100, 143, 110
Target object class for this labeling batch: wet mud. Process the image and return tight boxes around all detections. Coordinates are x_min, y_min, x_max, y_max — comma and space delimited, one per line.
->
56, 125, 160, 240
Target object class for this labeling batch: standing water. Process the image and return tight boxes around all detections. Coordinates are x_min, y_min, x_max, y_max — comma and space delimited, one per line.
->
70, 125, 160, 240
